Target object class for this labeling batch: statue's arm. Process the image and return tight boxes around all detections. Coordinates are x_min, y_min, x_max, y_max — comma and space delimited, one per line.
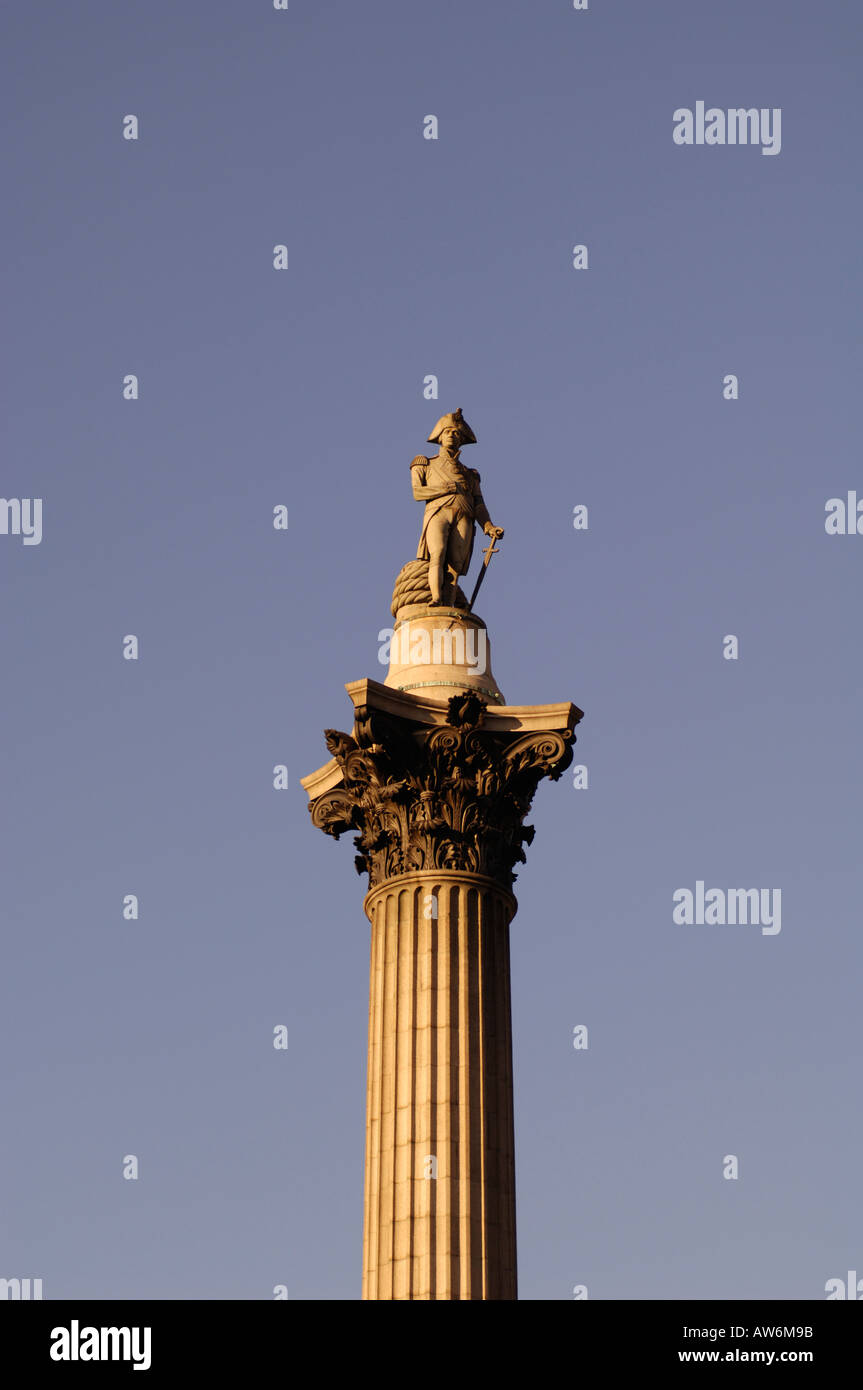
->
472, 475, 504, 538
474, 491, 492, 529
411, 456, 453, 503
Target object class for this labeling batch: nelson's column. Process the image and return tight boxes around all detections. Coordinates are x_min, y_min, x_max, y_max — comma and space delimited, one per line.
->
302, 409, 584, 1300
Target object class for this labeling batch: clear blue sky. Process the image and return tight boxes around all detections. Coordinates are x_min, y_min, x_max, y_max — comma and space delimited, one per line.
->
1, 0, 860, 1299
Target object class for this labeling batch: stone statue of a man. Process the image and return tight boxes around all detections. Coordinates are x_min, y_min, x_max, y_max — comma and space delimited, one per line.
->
411, 409, 504, 606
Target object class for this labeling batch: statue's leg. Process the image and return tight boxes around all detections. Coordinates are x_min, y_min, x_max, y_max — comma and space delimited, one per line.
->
425, 512, 451, 604
447, 515, 473, 601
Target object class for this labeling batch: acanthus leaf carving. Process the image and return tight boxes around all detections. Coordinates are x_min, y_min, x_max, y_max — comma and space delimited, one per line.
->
309, 699, 577, 890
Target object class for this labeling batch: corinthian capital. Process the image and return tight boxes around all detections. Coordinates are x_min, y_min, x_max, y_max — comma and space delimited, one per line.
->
305, 684, 582, 892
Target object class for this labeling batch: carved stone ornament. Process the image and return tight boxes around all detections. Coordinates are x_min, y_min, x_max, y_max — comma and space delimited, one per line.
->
308, 692, 577, 890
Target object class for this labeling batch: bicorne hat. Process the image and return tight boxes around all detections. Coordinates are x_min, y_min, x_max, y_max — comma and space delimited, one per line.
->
427, 407, 477, 446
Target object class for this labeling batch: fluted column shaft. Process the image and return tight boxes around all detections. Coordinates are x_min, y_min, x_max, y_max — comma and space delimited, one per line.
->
362, 870, 517, 1301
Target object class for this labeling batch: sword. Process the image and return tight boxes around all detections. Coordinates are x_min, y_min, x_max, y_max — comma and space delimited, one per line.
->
467, 536, 500, 612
